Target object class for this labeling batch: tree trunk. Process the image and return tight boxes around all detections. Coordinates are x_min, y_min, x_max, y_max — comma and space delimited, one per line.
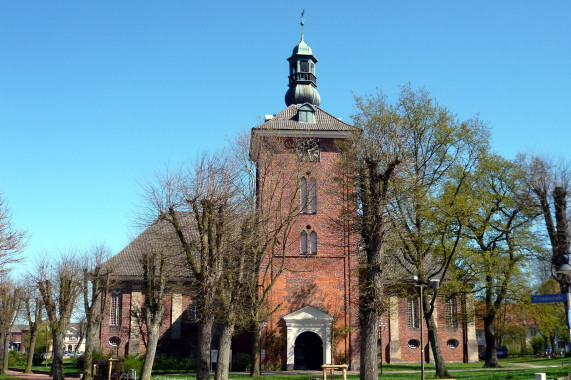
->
140, 323, 161, 380
0, 331, 5, 375
25, 326, 40, 373
250, 321, 261, 377
359, 311, 378, 380
82, 322, 99, 380
215, 323, 235, 380
197, 313, 214, 380
51, 329, 66, 380
483, 314, 499, 368
423, 296, 450, 379
1, 333, 8, 374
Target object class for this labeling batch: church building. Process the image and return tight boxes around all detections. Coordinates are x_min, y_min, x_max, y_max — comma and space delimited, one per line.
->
98, 25, 479, 371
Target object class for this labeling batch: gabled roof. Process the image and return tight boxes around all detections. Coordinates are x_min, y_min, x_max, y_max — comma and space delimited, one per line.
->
103, 216, 194, 279
283, 305, 334, 322
253, 104, 358, 133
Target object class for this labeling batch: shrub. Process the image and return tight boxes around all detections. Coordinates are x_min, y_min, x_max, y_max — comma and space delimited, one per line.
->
530, 336, 545, 355
123, 355, 144, 374
32, 354, 45, 366
233, 353, 251, 372
8, 351, 27, 367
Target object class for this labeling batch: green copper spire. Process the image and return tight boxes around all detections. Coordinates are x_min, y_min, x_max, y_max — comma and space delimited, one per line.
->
285, 11, 320, 107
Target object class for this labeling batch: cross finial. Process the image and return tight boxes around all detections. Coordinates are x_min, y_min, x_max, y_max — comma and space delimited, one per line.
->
300, 9, 305, 41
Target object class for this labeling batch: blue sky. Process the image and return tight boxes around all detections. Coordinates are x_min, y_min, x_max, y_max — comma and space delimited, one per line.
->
1, 1, 570, 270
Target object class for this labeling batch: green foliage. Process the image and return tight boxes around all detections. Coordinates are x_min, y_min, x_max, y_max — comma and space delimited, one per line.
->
232, 353, 251, 371
151, 355, 195, 373
530, 336, 545, 355
123, 355, 144, 374
8, 351, 27, 367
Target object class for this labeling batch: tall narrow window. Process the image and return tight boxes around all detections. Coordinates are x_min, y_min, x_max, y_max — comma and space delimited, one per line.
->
446, 297, 458, 328
310, 231, 317, 255
301, 231, 308, 254
309, 178, 316, 213
407, 296, 419, 328
110, 291, 121, 326
300, 177, 307, 213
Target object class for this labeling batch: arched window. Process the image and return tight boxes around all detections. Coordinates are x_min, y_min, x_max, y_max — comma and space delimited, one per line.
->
298, 104, 315, 123
300, 177, 307, 213
301, 231, 308, 254
110, 291, 121, 326
446, 297, 458, 328
407, 296, 419, 328
309, 178, 316, 213
310, 231, 317, 255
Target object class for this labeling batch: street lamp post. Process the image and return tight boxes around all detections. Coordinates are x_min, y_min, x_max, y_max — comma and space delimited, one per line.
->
413, 276, 440, 380
556, 253, 571, 351
379, 318, 387, 375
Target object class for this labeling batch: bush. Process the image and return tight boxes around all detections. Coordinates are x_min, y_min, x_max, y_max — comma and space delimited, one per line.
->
8, 351, 27, 367
123, 355, 144, 375
530, 336, 545, 355
32, 354, 45, 366
152, 355, 195, 373
233, 353, 251, 372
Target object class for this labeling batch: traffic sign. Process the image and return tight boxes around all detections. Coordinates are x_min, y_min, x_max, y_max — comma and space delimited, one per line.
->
531, 293, 568, 303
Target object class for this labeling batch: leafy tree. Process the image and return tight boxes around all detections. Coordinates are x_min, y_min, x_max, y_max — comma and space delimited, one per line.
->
459, 153, 538, 367
383, 85, 487, 378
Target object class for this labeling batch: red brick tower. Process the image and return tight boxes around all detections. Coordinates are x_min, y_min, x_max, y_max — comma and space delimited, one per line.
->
250, 25, 361, 371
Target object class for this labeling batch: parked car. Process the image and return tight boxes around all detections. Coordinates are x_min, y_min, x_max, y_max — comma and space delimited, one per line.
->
479, 346, 509, 359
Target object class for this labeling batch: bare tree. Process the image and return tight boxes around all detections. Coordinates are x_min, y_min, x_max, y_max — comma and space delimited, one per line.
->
136, 223, 188, 380
141, 152, 238, 380
81, 245, 112, 380
0, 276, 23, 374
0, 191, 28, 273
237, 132, 305, 377
346, 91, 403, 380
33, 252, 82, 380
519, 154, 571, 323
22, 283, 44, 373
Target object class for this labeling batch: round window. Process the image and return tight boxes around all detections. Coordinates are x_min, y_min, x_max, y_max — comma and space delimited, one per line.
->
108, 336, 121, 347
408, 339, 420, 349
447, 339, 459, 349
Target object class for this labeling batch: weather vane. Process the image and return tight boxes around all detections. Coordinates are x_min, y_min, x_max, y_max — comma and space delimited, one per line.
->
300, 9, 305, 40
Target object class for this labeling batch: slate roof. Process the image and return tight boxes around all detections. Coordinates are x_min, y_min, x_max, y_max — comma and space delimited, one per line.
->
103, 216, 194, 279
253, 104, 358, 132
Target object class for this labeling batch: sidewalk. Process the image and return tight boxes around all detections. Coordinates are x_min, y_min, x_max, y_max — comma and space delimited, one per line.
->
5, 370, 52, 380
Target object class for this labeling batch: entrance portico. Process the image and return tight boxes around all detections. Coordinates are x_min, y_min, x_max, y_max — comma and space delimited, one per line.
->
283, 306, 334, 371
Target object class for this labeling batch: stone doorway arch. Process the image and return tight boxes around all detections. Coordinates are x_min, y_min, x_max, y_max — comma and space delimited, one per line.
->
283, 306, 333, 371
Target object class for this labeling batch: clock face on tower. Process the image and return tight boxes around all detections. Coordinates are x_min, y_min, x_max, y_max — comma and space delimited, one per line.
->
296, 139, 320, 162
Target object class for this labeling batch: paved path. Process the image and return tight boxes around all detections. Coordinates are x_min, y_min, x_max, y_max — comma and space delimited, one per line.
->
5, 370, 52, 380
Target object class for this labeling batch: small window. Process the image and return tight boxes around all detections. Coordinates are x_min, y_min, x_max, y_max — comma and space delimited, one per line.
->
300, 177, 307, 213
310, 231, 317, 255
110, 291, 121, 326
309, 178, 316, 213
408, 339, 420, 349
300, 61, 309, 72
298, 104, 315, 123
301, 231, 308, 254
447, 339, 459, 349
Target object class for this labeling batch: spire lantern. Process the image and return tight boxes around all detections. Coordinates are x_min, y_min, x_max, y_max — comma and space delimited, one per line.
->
285, 11, 321, 107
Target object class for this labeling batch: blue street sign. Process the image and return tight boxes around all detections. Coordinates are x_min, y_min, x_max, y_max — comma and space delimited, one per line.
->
531, 293, 568, 303
568, 308, 571, 329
